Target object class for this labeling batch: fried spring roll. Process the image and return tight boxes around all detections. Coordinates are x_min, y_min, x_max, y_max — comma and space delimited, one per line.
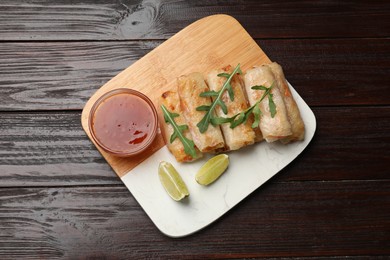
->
237, 73, 264, 143
160, 91, 203, 162
206, 65, 256, 151
244, 65, 292, 142
266, 62, 305, 143
253, 124, 264, 142
177, 72, 225, 153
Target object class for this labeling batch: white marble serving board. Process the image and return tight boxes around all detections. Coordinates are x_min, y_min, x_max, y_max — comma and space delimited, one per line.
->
121, 83, 316, 237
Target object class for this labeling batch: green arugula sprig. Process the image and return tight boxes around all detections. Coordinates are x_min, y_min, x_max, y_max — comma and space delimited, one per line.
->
196, 64, 242, 133
161, 104, 197, 158
215, 83, 277, 129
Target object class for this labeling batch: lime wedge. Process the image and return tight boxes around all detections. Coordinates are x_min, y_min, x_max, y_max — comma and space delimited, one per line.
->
158, 161, 189, 201
196, 154, 229, 185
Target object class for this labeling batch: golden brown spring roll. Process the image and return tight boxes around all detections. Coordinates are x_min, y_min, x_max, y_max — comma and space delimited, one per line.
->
253, 124, 264, 143
244, 65, 292, 142
206, 65, 256, 151
266, 62, 305, 143
177, 72, 225, 153
236, 73, 264, 143
160, 91, 203, 162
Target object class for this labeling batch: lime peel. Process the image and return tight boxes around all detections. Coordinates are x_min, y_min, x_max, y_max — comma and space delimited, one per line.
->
196, 154, 229, 185
158, 161, 189, 201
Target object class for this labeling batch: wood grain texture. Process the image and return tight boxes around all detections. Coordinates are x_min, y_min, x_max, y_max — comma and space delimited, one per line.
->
80, 14, 273, 177
0, 182, 389, 258
0, 41, 159, 111
0, 112, 120, 187
0, 38, 388, 111
0, 0, 388, 40
0, 0, 389, 256
0, 107, 388, 187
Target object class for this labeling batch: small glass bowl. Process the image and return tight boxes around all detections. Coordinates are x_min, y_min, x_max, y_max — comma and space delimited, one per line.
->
88, 88, 158, 157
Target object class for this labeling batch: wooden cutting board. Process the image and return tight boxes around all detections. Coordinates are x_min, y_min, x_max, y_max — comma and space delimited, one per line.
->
81, 14, 271, 177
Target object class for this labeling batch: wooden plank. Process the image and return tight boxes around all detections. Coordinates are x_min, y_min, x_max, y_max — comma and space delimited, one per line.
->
0, 112, 121, 187
0, 41, 159, 111
0, 38, 388, 111
281, 106, 390, 181
0, 106, 389, 187
0, 181, 388, 258
0, 0, 388, 40
260, 38, 390, 107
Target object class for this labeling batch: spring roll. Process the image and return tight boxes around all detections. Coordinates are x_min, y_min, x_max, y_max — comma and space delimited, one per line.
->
236, 73, 264, 143
253, 123, 264, 143
244, 65, 292, 142
177, 72, 225, 153
266, 62, 305, 143
160, 91, 203, 162
206, 65, 256, 151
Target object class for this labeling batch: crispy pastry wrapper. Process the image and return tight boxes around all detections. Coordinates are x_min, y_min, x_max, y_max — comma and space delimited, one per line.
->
177, 72, 225, 153
266, 62, 305, 143
160, 90, 203, 162
206, 65, 256, 151
244, 65, 292, 142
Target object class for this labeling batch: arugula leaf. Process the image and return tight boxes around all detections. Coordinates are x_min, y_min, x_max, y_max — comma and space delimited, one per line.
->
210, 117, 233, 126
196, 64, 242, 133
217, 99, 228, 114
217, 73, 231, 78
196, 105, 211, 111
217, 73, 234, 101
199, 91, 219, 97
215, 83, 277, 129
161, 105, 197, 158
230, 111, 246, 128
251, 85, 269, 91
251, 104, 261, 128
268, 93, 276, 118
217, 70, 242, 101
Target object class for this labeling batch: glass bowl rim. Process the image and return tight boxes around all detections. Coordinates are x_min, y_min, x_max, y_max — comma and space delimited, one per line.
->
88, 88, 158, 157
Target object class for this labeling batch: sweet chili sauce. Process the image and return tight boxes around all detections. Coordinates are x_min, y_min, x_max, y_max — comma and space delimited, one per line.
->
89, 89, 158, 157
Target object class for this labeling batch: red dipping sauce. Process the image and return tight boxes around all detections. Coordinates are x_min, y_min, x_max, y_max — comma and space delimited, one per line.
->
89, 88, 158, 157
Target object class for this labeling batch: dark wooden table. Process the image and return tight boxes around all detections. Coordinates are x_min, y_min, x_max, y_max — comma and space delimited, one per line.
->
1, 1, 389, 259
